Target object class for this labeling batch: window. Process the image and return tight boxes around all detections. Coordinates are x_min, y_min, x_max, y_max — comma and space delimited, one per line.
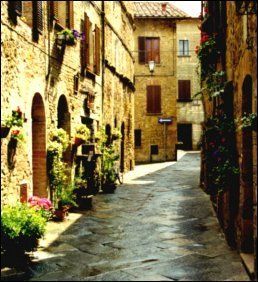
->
135, 129, 142, 147
138, 37, 160, 64
147, 85, 161, 114
179, 40, 189, 56
50, 1, 74, 29
151, 145, 159, 155
81, 14, 100, 75
178, 80, 191, 100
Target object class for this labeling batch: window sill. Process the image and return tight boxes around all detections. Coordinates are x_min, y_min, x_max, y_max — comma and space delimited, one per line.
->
177, 55, 191, 58
177, 99, 193, 102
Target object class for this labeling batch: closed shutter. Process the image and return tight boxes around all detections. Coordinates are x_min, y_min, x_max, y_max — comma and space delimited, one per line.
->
94, 25, 100, 75
153, 38, 160, 63
85, 13, 90, 67
138, 37, 146, 64
50, 1, 58, 21
68, 1, 74, 29
147, 85, 161, 113
81, 19, 86, 74
178, 80, 191, 100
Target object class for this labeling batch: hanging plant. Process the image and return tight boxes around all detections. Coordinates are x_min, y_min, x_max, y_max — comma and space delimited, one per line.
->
56, 29, 85, 46
74, 124, 91, 146
236, 112, 257, 131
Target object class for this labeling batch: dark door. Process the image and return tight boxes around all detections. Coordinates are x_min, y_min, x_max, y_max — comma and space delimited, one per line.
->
177, 124, 192, 150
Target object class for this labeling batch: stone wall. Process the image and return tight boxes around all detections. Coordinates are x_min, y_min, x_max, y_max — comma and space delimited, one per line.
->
103, 1, 135, 172
1, 1, 102, 205
134, 18, 177, 163
176, 19, 204, 150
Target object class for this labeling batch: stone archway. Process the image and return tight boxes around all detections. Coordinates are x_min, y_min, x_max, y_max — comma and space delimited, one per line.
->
57, 95, 71, 164
32, 93, 47, 197
241, 75, 253, 253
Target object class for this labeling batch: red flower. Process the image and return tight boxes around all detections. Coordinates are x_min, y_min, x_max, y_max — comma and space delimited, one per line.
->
195, 46, 199, 54
12, 130, 20, 135
204, 7, 208, 13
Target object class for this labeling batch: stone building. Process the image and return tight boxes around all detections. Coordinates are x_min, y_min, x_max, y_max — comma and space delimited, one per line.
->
102, 1, 135, 172
176, 18, 204, 150
133, 2, 202, 163
1, 1, 135, 205
199, 1, 257, 279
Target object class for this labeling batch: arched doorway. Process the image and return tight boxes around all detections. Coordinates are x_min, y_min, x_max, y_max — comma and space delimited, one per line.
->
241, 75, 253, 253
105, 124, 112, 146
57, 95, 71, 163
32, 93, 47, 197
120, 122, 125, 172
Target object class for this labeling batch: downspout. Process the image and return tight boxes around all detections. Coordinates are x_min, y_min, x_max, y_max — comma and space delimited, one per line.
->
101, 0, 105, 121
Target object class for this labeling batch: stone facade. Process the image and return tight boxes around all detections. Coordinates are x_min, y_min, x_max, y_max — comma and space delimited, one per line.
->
199, 1, 257, 279
102, 1, 135, 172
176, 19, 204, 150
134, 17, 178, 163
1, 1, 135, 205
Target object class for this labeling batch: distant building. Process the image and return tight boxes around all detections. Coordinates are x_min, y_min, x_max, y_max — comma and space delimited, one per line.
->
133, 1, 204, 163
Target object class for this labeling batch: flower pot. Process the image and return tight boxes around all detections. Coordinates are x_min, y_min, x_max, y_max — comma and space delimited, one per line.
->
1, 126, 11, 138
102, 183, 117, 194
74, 137, 85, 146
54, 208, 67, 221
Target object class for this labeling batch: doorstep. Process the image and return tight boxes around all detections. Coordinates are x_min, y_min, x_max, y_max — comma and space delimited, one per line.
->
240, 252, 255, 280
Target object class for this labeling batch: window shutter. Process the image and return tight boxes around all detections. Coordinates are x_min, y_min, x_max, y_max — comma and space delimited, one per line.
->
147, 86, 152, 113
68, 1, 74, 29
8, 1, 22, 23
32, 1, 43, 41
154, 85, 161, 113
153, 38, 160, 63
178, 80, 191, 100
94, 25, 101, 75
81, 19, 86, 74
85, 13, 90, 67
138, 37, 146, 64
50, 1, 58, 21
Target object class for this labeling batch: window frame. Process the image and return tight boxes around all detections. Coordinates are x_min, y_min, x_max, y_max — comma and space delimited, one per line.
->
177, 80, 192, 102
138, 37, 160, 64
146, 85, 162, 115
134, 129, 142, 148
178, 39, 190, 57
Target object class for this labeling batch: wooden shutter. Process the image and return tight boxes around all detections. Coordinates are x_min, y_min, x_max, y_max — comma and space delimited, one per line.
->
178, 80, 191, 100
8, 1, 22, 23
138, 37, 146, 64
153, 85, 161, 113
85, 13, 90, 67
94, 25, 101, 75
147, 86, 153, 113
68, 1, 74, 29
153, 38, 160, 63
32, 1, 43, 41
81, 19, 86, 74
50, 1, 58, 20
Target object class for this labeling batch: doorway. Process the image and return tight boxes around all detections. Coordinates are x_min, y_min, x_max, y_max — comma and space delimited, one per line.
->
32, 93, 47, 197
177, 123, 193, 150
120, 122, 125, 172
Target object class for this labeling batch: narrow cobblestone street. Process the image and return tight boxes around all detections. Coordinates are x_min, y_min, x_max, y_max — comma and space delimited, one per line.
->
28, 153, 249, 281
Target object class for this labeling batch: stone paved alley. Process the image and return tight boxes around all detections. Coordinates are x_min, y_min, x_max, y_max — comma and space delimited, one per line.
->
28, 153, 249, 281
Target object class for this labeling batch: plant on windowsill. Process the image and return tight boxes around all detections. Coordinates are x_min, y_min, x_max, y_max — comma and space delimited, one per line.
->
74, 124, 91, 146
111, 128, 122, 141
56, 29, 85, 47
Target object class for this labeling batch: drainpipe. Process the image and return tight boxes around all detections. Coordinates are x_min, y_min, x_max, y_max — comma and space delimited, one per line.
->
101, 1, 105, 122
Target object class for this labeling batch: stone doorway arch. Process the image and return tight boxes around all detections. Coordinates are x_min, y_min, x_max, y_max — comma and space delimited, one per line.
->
32, 93, 47, 197
240, 74, 253, 253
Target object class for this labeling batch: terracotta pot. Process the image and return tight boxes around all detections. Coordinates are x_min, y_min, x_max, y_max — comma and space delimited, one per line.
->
54, 209, 67, 221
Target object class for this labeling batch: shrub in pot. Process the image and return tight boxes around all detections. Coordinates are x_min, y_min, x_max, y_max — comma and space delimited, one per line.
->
1, 203, 47, 264
74, 124, 91, 146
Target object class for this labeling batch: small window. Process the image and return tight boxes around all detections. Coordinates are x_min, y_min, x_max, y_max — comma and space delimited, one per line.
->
135, 129, 141, 147
178, 80, 191, 100
151, 145, 159, 155
138, 37, 160, 64
179, 40, 189, 56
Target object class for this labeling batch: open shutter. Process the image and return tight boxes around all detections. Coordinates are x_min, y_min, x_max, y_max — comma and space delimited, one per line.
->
50, 1, 58, 20
32, 1, 43, 41
153, 38, 160, 63
81, 19, 86, 74
8, 1, 22, 23
138, 37, 146, 64
94, 25, 101, 75
85, 13, 90, 67
147, 86, 152, 113
68, 1, 74, 29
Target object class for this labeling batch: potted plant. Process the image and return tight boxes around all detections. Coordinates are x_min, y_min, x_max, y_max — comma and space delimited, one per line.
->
74, 124, 91, 146
56, 29, 84, 46
28, 196, 54, 221
1, 203, 47, 267
73, 177, 94, 210
111, 128, 122, 141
